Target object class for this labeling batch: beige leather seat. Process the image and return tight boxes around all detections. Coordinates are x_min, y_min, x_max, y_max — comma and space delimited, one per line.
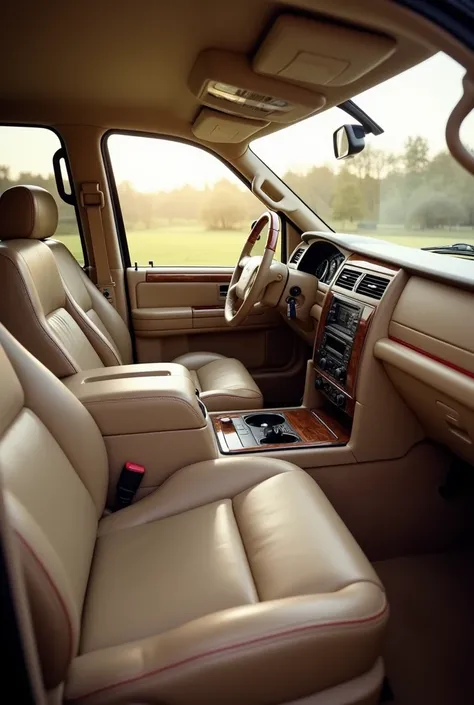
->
0, 185, 263, 411
0, 321, 387, 705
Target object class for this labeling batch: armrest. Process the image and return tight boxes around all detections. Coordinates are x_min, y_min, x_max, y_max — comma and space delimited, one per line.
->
63, 365, 205, 436
64, 362, 193, 383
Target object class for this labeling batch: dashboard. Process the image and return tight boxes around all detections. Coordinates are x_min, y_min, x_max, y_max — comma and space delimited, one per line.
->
290, 240, 345, 285
284, 229, 474, 470
315, 252, 345, 284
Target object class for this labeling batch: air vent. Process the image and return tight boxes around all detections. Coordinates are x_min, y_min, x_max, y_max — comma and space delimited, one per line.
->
334, 268, 361, 291
290, 247, 305, 264
355, 273, 390, 300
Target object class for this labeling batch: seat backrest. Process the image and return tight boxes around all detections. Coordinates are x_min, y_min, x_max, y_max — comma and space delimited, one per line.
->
47, 239, 132, 366
0, 322, 108, 687
0, 185, 132, 377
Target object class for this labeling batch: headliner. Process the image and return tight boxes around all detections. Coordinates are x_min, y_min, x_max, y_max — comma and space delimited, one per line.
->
0, 0, 431, 140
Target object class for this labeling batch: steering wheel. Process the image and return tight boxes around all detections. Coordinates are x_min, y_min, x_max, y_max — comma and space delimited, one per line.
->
225, 211, 280, 327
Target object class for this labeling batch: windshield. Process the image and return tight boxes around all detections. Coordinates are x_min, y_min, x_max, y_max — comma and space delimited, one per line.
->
252, 53, 474, 251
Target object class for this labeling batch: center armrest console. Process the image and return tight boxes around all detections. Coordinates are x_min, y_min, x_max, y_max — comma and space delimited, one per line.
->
64, 363, 205, 435
64, 363, 218, 502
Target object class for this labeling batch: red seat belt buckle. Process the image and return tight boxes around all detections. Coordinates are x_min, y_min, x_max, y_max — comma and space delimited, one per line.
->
115, 462, 145, 511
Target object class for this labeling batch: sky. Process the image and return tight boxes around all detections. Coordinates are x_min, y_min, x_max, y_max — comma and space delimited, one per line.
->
1, 52, 473, 192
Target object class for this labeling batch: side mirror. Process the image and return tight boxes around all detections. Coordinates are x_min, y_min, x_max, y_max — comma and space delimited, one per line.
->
333, 124, 366, 160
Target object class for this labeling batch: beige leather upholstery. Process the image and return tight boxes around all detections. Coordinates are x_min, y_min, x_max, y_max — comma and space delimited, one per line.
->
0, 320, 387, 705
173, 351, 263, 411
63, 364, 206, 435
0, 185, 58, 240
0, 185, 263, 410
0, 238, 105, 378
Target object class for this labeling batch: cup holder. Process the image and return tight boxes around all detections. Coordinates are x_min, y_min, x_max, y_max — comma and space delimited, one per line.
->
244, 413, 285, 428
260, 432, 299, 445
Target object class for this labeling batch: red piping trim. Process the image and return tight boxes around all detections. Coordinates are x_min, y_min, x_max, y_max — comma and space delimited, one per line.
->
389, 335, 474, 381
15, 531, 74, 664
71, 602, 388, 701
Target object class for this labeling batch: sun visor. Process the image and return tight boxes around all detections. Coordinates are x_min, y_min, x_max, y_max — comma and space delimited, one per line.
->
189, 49, 326, 124
192, 108, 267, 143
253, 15, 396, 88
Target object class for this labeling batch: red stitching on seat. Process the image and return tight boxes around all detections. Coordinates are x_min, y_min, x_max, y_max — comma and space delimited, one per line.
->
71, 601, 388, 701
16, 531, 74, 665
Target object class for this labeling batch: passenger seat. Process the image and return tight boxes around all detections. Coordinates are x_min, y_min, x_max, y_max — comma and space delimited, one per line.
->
0, 320, 388, 704
0, 185, 263, 410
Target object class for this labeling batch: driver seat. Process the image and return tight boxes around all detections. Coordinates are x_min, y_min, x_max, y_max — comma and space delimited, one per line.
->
0, 185, 263, 411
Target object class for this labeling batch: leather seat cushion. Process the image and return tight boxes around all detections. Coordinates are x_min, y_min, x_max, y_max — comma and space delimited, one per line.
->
173, 352, 262, 411
80, 499, 258, 652
70, 458, 388, 705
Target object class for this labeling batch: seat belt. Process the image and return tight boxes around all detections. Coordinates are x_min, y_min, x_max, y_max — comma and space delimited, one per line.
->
80, 182, 116, 307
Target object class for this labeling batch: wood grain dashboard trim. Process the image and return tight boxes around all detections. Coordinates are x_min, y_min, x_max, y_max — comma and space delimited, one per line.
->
313, 291, 375, 416
146, 272, 232, 283
346, 303, 375, 395
389, 335, 474, 381
213, 408, 350, 454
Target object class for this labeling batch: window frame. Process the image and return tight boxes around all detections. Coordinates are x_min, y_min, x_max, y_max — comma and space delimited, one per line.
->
0, 122, 88, 265
102, 129, 288, 268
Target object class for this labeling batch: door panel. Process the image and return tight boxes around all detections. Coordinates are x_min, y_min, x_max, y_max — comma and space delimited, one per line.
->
126, 267, 309, 405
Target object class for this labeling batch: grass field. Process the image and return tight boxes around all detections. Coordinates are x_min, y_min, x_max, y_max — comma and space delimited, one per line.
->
54, 223, 474, 266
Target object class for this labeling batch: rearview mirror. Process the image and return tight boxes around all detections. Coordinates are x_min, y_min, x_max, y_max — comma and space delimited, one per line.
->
333, 124, 366, 160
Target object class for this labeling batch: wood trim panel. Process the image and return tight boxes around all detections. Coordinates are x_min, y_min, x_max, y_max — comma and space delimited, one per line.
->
248, 210, 280, 252
312, 291, 374, 416
347, 253, 399, 274
345, 303, 375, 396
316, 407, 352, 442
389, 335, 474, 381
191, 305, 224, 311
313, 290, 334, 358
146, 272, 232, 283
213, 408, 350, 454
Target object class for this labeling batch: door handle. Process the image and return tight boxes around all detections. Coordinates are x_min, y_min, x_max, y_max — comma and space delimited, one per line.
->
219, 284, 229, 298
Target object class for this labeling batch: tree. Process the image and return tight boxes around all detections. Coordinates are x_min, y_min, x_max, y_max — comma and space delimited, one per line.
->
347, 145, 398, 180
283, 165, 335, 222
332, 170, 364, 227
403, 136, 429, 174
200, 179, 247, 230
408, 191, 467, 229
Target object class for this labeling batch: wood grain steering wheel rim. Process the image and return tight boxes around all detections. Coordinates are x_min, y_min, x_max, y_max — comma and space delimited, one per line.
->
225, 211, 280, 327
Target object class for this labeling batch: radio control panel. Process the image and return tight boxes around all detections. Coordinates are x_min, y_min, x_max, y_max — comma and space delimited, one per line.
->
314, 296, 365, 415
315, 375, 348, 410
316, 298, 361, 388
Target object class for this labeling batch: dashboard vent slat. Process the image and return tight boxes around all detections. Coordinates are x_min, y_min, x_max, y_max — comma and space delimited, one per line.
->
334, 267, 360, 291
355, 273, 390, 300
290, 247, 305, 264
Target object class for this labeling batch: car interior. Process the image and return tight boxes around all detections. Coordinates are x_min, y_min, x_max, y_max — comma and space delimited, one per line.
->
1, 1, 474, 704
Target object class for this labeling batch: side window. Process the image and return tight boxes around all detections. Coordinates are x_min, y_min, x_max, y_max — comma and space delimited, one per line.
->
107, 134, 276, 266
0, 126, 84, 263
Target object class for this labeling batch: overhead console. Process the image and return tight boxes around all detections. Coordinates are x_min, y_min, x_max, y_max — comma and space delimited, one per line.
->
313, 256, 398, 417
188, 13, 429, 144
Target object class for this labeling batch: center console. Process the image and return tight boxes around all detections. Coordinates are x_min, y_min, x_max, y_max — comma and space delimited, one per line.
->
64, 363, 218, 502
214, 408, 349, 453
313, 293, 374, 416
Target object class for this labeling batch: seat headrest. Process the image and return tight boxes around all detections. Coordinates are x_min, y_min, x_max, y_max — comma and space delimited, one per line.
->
0, 185, 58, 241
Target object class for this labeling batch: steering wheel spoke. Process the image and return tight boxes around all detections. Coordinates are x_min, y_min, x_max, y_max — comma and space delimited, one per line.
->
227, 282, 239, 297
225, 211, 280, 327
